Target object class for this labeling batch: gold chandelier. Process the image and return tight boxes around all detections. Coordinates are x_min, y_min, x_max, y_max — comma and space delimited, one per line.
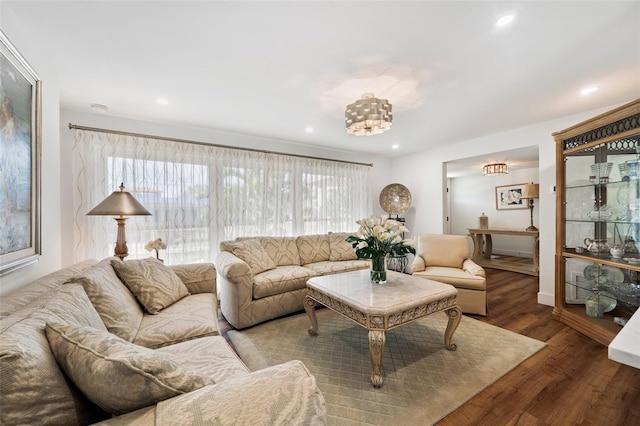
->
483, 162, 509, 176
345, 93, 393, 136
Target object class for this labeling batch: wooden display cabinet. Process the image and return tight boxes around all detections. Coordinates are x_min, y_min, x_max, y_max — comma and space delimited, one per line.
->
553, 99, 640, 345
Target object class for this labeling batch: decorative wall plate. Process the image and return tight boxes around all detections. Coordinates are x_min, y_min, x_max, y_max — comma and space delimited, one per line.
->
583, 265, 624, 285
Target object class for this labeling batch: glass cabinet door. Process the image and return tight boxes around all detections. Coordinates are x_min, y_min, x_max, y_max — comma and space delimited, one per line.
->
564, 142, 640, 258
563, 137, 640, 316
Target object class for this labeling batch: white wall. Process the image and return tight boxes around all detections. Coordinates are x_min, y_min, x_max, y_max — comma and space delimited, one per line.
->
1, 0, 392, 295
0, 9, 63, 295
59, 108, 393, 267
450, 167, 539, 257
391, 105, 621, 307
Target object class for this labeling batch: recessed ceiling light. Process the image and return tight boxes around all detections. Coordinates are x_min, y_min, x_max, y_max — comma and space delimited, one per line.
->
391, 144, 399, 150
156, 97, 169, 106
495, 14, 516, 27
305, 126, 314, 134
580, 85, 599, 96
90, 103, 109, 113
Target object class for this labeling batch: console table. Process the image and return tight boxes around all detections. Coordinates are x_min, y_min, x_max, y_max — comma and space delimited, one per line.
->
467, 228, 539, 276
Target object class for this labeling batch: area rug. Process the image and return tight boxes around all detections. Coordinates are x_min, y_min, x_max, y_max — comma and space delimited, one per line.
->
228, 309, 546, 425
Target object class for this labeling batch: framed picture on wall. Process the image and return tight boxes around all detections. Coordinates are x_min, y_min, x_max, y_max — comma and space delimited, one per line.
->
0, 30, 42, 276
495, 183, 528, 210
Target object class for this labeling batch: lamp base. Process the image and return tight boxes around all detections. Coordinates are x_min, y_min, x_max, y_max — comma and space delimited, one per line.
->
114, 217, 129, 260
526, 201, 538, 232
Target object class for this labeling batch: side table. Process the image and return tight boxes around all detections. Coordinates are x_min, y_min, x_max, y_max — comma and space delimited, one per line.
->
386, 255, 409, 273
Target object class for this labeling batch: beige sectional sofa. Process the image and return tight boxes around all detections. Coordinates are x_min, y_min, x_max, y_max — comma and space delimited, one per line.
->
216, 233, 370, 329
0, 257, 326, 425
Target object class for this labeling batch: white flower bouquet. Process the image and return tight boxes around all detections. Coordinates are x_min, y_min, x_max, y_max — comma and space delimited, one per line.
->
346, 215, 415, 283
346, 215, 415, 259
145, 238, 167, 260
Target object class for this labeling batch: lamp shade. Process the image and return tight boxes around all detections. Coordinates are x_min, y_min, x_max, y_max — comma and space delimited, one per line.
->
87, 183, 151, 216
522, 183, 540, 199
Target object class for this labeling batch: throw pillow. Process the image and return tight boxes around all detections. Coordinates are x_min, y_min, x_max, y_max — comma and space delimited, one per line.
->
296, 234, 331, 265
111, 258, 190, 315
45, 322, 214, 415
68, 257, 143, 341
328, 232, 358, 261
227, 239, 276, 275
256, 236, 301, 266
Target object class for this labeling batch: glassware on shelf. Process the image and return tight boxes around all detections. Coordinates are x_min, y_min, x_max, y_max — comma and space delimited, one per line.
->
584, 238, 610, 254
619, 163, 630, 181
586, 207, 614, 221
626, 160, 640, 180
585, 294, 605, 318
590, 162, 613, 183
624, 237, 639, 254
610, 245, 624, 258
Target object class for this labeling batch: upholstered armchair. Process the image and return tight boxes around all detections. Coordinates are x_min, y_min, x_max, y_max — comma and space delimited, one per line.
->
411, 234, 487, 316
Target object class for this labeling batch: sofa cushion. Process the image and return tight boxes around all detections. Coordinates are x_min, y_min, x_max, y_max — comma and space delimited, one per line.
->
253, 266, 318, 299
68, 257, 143, 341
156, 336, 251, 383
0, 284, 110, 426
418, 234, 469, 269
45, 322, 215, 415
303, 260, 370, 276
258, 236, 301, 266
154, 360, 326, 425
228, 239, 276, 275
413, 267, 487, 291
111, 258, 190, 314
133, 293, 220, 349
170, 263, 217, 294
328, 232, 358, 261
296, 234, 331, 265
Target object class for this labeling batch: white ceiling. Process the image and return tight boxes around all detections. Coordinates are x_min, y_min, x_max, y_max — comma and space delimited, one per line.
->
5, 1, 640, 162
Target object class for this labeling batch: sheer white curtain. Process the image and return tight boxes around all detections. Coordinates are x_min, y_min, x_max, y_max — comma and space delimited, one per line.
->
72, 130, 371, 263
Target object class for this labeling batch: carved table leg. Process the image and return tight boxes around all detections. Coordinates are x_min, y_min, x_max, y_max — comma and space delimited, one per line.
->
470, 233, 482, 263
368, 330, 386, 387
444, 306, 462, 351
533, 236, 540, 273
304, 296, 318, 335
484, 234, 493, 259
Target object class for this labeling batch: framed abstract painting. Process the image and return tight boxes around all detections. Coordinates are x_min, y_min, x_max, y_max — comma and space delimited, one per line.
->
0, 30, 41, 276
495, 183, 528, 211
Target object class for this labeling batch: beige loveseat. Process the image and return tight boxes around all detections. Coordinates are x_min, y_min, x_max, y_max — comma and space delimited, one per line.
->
411, 234, 488, 316
216, 233, 370, 329
0, 257, 326, 425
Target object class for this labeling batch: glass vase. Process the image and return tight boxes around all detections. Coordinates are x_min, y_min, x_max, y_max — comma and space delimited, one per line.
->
370, 253, 387, 284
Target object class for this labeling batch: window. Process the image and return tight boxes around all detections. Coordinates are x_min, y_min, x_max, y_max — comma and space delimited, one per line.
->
72, 130, 371, 263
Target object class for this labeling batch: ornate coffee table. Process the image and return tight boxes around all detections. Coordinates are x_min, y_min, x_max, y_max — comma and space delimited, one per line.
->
304, 269, 461, 387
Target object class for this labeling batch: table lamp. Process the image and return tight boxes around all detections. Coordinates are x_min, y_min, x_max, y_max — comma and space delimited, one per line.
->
87, 183, 151, 260
522, 183, 540, 232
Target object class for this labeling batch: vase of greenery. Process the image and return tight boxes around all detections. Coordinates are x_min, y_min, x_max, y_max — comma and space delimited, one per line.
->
346, 215, 415, 284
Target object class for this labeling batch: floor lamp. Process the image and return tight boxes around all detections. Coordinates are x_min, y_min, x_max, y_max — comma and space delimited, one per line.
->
87, 183, 151, 260
522, 183, 540, 232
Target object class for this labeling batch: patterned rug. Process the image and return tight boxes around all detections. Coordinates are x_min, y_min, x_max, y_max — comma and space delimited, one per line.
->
228, 309, 545, 425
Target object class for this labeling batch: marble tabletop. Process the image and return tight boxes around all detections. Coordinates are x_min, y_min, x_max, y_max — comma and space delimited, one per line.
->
306, 269, 458, 315
608, 309, 640, 369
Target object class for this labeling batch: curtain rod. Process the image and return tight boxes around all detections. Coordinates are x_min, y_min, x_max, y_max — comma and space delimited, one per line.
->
68, 123, 373, 168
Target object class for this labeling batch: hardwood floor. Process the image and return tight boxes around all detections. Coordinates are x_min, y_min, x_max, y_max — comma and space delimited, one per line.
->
217, 265, 640, 425
439, 267, 640, 426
